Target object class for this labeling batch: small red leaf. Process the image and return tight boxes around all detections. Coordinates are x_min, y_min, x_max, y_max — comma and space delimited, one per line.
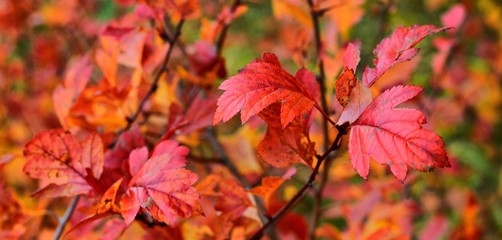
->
335, 68, 358, 108
250, 167, 296, 208
213, 52, 319, 128
362, 25, 448, 87
257, 104, 316, 168
97, 178, 123, 214
349, 85, 450, 181
120, 140, 202, 225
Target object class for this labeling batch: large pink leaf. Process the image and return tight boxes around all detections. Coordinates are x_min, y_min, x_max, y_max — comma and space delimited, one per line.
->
348, 85, 450, 181
23, 129, 104, 197
362, 25, 447, 87
213, 52, 319, 128
120, 140, 202, 225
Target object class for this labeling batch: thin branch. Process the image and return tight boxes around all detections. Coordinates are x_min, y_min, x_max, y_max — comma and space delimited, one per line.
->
306, 0, 334, 238
215, 0, 242, 55
209, 0, 273, 231
53, 196, 80, 240
249, 129, 346, 240
110, 18, 185, 148
188, 153, 225, 164
206, 127, 250, 185
205, 127, 272, 229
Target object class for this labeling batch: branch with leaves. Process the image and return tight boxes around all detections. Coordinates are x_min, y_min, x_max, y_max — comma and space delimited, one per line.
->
16, 0, 456, 239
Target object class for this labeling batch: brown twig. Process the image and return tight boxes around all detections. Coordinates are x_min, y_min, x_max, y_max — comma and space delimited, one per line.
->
306, 0, 334, 238
110, 18, 185, 148
249, 128, 346, 240
53, 196, 80, 240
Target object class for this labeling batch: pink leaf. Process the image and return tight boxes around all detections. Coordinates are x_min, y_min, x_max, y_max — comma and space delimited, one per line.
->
53, 56, 92, 129
441, 4, 466, 31
120, 140, 202, 225
343, 41, 361, 71
419, 215, 449, 240
348, 85, 450, 181
362, 25, 448, 87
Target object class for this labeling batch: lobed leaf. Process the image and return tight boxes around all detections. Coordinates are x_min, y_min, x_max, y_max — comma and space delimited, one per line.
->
213, 52, 319, 128
348, 85, 450, 181
23, 129, 104, 197
362, 25, 448, 87
120, 140, 203, 225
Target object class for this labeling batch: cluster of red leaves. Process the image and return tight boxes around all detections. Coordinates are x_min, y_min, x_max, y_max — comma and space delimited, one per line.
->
4, 0, 496, 239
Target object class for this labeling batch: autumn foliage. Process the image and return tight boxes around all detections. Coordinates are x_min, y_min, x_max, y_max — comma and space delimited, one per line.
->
1, 0, 502, 239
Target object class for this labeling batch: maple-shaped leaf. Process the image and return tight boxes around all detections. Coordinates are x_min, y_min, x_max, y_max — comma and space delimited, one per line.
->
363, 25, 448, 87
196, 173, 254, 222
257, 103, 316, 168
213, 53, 320, 128
23, 129, 104, 197
120, 140, 202, 225
104, 127, 145, 169
250, 167, 296, 208
215, 178, 253, 221
348, 85, 450, 181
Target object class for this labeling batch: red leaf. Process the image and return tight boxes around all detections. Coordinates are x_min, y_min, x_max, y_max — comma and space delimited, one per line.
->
97, 178, 123, 214
215, 178, 253, 221
101, 26, 134, 40
250, 167, 296, 208
196, 174, 253, 221
23, 129, 104, 197
348, 85, 450, 181
104, 127, 145, 169
213, 52, 319, 128
53, 55, 92, 129
257, 104, 316, 168
335, 68, 358, 108
119, 140, 202, 225
336, 42, 362, 108
362, 25, 448, 87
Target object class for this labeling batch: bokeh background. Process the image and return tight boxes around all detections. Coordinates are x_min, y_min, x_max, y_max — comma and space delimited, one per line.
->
1, 0, 501, 239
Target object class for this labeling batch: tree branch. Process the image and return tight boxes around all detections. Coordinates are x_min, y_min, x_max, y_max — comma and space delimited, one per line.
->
110, 18, 185, 148
53, 196, 80, 240
306, 0, 334, 238
249, 128, 346, 240
215, 0, 242, 55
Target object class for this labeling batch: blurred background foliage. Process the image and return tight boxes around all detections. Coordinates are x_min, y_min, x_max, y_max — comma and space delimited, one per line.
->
1, 0, 501, 239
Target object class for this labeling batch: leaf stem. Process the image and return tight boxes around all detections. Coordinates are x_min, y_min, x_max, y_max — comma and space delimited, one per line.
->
210, 1, 274, 236
249, 129, 346, 240
53, 196, 80, 240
